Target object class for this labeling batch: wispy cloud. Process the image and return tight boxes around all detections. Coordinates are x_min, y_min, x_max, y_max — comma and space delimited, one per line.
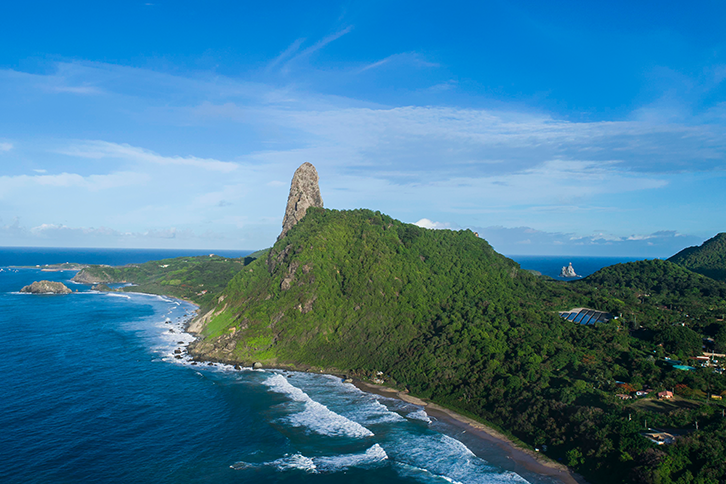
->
0, 171, 149, 199
281, 26, 353, 71
58, 141, 238, 173
0, 142, 12, 152
357, 52, 439, 73
471, 226, 704, 257
267, 38, 306, 71
50, 85, 104, 95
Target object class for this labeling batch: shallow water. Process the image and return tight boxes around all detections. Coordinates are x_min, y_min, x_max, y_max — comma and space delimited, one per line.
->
0, 249, 595, 484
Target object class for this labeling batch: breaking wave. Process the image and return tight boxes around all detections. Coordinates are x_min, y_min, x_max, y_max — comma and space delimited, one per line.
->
263, 373, 374, 438
231, 444, 388, 473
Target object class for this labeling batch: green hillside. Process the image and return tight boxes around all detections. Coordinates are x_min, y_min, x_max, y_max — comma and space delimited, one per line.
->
190, 207, 581, 366
669, 233, 726, 282
73, 255, 255, 306
189, 208, 726, 484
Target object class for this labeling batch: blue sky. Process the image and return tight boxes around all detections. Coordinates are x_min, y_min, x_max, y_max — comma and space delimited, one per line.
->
0, 1, 724, 256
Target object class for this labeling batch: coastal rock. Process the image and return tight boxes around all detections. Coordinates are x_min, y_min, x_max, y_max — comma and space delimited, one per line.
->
92, 283, 111, 291
20, 280, 72, 295
559, 262, 578, 278
72, 268, 114, 284
252, 361, 263, 369
278, 162, 323, 241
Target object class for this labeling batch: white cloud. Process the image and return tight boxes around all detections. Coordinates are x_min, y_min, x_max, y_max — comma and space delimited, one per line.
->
414, 218, 452, 229
0, 142, 12, 152
33, 169, 47, 173
58, 141, 238, 173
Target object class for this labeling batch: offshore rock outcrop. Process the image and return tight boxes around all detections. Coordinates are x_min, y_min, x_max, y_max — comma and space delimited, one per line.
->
278, 162, 323, 241
559, 262, 578, 278
20, 280, 72, 294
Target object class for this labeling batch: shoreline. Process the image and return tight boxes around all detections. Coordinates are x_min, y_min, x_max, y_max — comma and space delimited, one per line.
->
353, 380, 588, 484
69, 270, 585, 484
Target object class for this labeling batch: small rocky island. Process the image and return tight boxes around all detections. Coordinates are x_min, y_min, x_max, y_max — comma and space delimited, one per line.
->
559, 262, 579, 278
20, 280, 73, 294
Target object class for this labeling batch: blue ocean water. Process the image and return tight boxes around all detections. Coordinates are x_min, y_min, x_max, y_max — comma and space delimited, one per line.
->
0, 249, 624, 484
508, 255, 644, 280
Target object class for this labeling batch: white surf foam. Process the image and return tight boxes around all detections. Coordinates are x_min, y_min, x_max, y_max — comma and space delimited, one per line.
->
264, 373, 374, 438
105, 293, 131, 299
386, 432, 530, 484
272, 453, 318, 472
315, 443, 388, 471
231, 444, 388, 474
407, 408, 433, 424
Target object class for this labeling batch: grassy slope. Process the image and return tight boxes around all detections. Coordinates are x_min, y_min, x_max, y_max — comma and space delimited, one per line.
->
75, 255, 252, 307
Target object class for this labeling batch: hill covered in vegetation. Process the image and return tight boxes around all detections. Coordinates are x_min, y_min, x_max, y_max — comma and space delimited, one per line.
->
186, 208, 726, 484
669, 233, 726, 282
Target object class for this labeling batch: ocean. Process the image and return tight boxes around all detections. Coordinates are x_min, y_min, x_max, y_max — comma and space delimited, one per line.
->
508, 255, 644, 280
0, 248, 637, 483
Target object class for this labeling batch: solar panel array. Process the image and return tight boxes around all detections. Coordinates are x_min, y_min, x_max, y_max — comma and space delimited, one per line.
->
559, 308, 613, 325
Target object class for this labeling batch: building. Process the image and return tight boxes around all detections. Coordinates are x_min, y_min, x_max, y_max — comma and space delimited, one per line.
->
643, 431, 676, 445
657, 390, 674, 400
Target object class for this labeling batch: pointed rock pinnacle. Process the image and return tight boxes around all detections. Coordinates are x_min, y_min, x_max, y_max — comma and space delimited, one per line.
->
278, 162, 324, 240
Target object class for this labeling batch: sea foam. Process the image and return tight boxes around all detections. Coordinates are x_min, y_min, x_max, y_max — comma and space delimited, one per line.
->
264, 373, 374, 438
231, 444, 388, 474
406, 408, 433, 424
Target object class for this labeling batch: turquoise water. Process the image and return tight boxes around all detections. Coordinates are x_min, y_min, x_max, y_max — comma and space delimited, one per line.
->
0, 249, 575, 484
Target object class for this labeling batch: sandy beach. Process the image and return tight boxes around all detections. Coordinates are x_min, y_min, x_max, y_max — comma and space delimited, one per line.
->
353, 380, 588, 484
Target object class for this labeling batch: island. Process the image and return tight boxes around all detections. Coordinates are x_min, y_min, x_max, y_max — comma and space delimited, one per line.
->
559, 262, 578, 278
20, 280, 73, 294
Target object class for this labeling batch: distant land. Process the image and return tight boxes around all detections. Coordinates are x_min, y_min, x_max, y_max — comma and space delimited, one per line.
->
66, 164, 726, 484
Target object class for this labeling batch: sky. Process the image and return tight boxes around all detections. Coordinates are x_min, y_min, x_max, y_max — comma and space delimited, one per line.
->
0, 0, 724, 256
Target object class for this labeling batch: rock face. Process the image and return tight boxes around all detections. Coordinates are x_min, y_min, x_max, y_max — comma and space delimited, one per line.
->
560, 263, 578, 278
278, 162, 323, 240
20, 280, 72, 294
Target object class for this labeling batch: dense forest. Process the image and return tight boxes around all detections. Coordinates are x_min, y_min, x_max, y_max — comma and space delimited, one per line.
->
76, 210, 726, 483
669, 233, 726, 282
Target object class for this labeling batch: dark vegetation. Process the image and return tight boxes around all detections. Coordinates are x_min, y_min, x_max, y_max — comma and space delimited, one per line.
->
75, 209, 726, 483
669, 233, 726, 282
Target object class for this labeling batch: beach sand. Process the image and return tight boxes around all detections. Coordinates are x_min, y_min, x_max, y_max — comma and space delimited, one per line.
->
354, 380, 588, 484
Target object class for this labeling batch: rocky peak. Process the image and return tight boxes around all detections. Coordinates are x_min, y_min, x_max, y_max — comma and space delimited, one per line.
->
278, 162, 324, 240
